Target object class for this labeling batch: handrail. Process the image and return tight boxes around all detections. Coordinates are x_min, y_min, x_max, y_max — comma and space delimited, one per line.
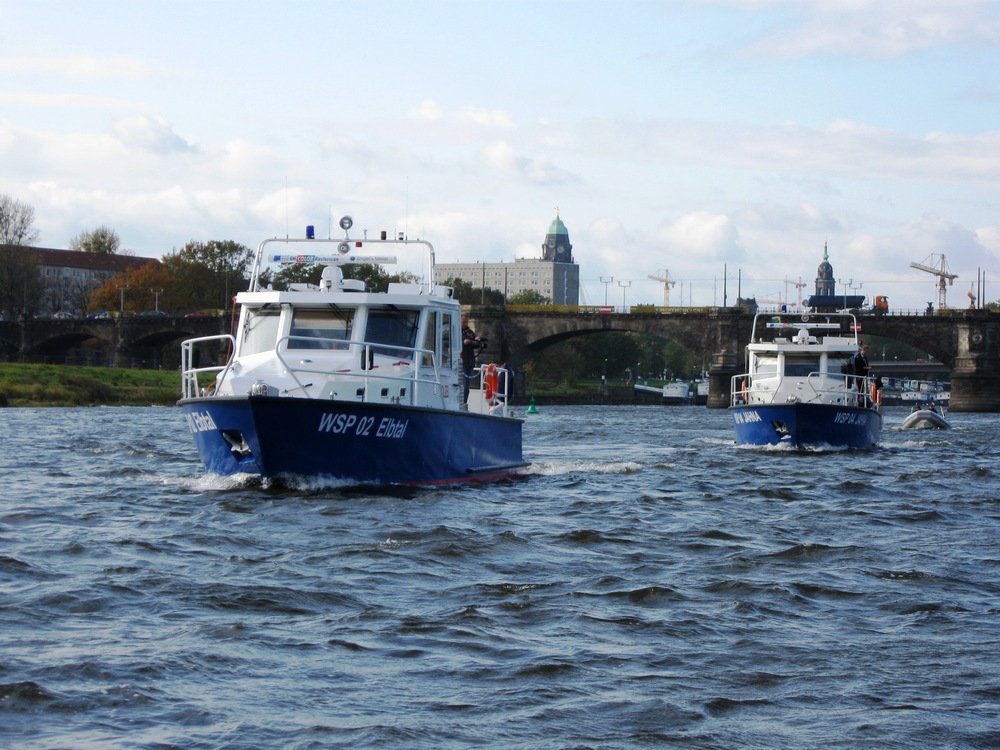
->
731, 371, 877, 409
180, 334, 236, 399
272, 334, 449, 408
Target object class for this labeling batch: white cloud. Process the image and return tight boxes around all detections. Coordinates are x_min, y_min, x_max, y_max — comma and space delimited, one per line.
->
657, 211, 744, 264
481, 140, 575, 184
732, 0, 1000, 59
0, 55, 154, 79
112, 115, 194, 155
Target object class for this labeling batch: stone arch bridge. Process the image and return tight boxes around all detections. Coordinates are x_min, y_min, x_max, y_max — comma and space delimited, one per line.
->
467, 306, 1000, 412
0, 315, 230, 369
4, 307, 999, 411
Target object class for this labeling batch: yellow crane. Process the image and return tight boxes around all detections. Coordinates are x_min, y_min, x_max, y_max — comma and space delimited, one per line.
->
648, 270, 676, 307
910, 254, 958, 309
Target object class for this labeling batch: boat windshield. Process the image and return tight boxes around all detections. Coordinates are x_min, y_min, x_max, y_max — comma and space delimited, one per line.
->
242, 306, 281, 355
289, 308, 354, 350
365, 308, 419, 358
784, 356, 819, 377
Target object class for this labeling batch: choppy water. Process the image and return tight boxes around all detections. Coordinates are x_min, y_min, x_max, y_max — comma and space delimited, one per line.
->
2, 404, 999, 749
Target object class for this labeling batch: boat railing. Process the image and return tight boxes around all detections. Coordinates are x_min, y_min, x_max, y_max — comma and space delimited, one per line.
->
731, 372, 880, 409
180, 335, 236, 399
470, 362, 514, 417
182, 330, 516, 417
273, 335, 453, 409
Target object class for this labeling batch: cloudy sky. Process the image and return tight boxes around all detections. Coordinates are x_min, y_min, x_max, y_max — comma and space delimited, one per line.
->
2, 0, 999, 310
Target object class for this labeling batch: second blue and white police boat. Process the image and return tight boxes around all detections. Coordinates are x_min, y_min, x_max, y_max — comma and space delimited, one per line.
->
730, 311, 882, 450
178, 217, 525, 486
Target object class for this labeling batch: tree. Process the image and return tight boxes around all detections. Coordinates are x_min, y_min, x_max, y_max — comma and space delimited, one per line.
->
0, 194, 39, 246
162, 240, 254, 312
266, 262, 419, 293
69, 226, 121, 255
0, 195, 43, 317
508, 289, 550, 306
442, 277, 504, 305
88, 261, 176, 314
0, 245, 43, 319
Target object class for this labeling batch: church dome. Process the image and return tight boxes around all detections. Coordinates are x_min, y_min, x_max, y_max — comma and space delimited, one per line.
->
542, 211, 573, 263
547, 215, 569, 237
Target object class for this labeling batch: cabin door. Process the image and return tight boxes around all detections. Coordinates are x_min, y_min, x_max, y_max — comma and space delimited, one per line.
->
420, 310, 458, 392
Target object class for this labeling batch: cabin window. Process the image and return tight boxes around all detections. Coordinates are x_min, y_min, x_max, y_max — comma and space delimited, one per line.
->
441, 313, 454, 366
753, 354, 779, 376
421, 311, 438, 367
364, 309, 419, 358
241, 307, 281, 355
829, 356, 853, 375
288, 309, 353, 350
784, 356, 818, 377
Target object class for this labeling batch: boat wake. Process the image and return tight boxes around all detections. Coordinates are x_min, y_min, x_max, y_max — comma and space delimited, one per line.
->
521, 459, 643, 476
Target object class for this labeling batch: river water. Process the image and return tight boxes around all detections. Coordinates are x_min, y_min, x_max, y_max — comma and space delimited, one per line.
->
1, 405, 998, 749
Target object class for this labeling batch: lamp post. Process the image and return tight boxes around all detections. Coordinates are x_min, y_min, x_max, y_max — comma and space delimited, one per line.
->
618, 280, 632, 312
600, 276, 614, 306
150, 288, 164, 312
117, 284, 129, 314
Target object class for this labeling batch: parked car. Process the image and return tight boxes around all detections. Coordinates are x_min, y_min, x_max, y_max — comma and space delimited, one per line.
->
86, 310, 111, 319
140, 310, 169, 317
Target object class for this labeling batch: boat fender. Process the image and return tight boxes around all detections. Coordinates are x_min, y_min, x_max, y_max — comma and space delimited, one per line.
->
483, 364, 499, 403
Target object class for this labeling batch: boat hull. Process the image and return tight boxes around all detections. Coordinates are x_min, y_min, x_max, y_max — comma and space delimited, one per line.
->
179, 396, 525, 485
731, 402, 882, 450
901, 410, 950, 430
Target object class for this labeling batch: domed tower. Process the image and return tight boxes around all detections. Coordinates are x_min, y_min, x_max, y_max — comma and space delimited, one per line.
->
815, 242, 835, 296
541, 211, 573, 263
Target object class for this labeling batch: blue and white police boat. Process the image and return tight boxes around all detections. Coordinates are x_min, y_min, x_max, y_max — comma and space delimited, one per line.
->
730, 311, 882, 450
178, 217, 525, 486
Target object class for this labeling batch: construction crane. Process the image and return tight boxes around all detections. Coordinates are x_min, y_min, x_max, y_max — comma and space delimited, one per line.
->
910, 254, 958, 309
784, 277, 806, 310
968, 283, 977, 309
648, 270, 676, 307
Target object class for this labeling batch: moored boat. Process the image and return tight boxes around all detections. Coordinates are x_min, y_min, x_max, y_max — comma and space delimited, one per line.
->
901, 404, 951, 430
178, 218, 525, 486
730, 312, 882, 450
662, 381, 692, 405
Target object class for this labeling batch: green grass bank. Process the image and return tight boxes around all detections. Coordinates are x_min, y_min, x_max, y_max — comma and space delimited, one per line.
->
0, 364, 180, 407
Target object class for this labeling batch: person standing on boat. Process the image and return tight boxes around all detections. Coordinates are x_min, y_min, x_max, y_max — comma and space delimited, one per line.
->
853, 345, 872, 404
461, 313, 484, 404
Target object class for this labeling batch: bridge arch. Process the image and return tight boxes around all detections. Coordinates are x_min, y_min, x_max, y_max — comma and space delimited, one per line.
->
466, 306, 1000, 412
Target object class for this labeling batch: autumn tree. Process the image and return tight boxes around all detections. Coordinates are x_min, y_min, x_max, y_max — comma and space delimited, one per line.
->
162, 240, 254, 312
69, 226, 122, 255
88, 261, 176, 314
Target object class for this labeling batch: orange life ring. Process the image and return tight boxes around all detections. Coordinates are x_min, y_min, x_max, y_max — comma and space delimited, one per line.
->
483, 364, 499, 402
870, 381, 881, 405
